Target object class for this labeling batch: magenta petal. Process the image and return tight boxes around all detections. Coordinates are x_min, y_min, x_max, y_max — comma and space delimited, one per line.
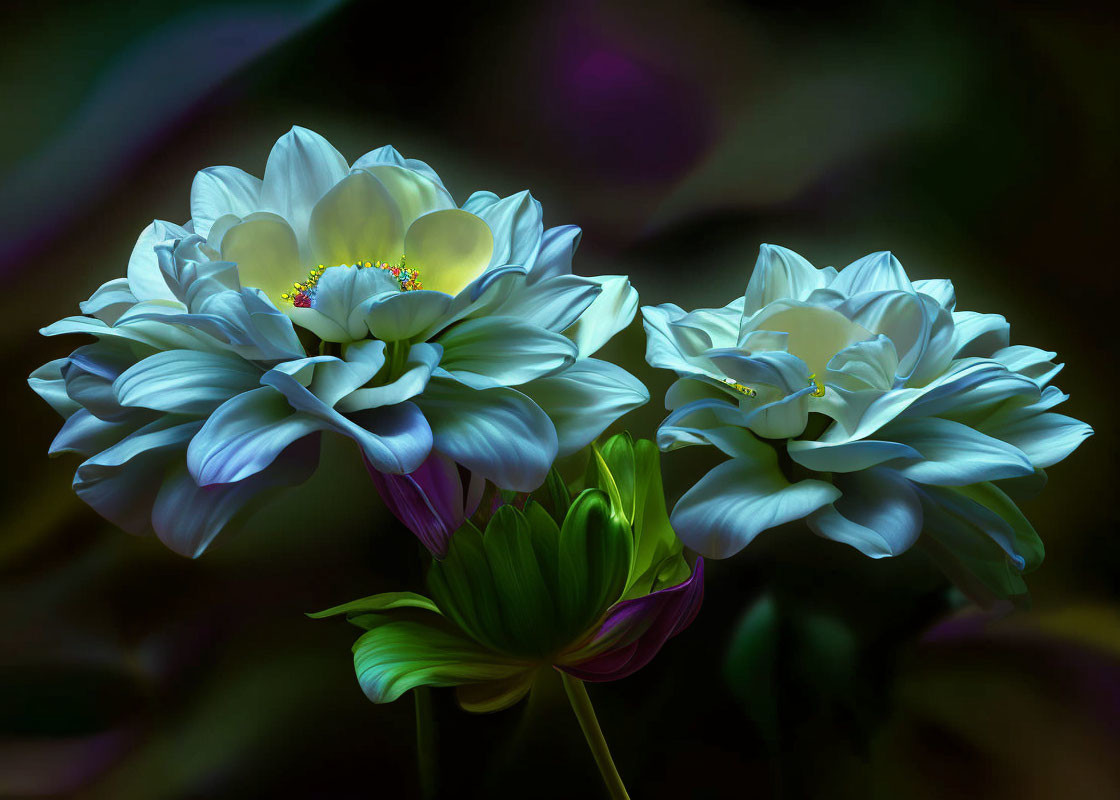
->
364, 450, 466, 558
560, 558, 705, 682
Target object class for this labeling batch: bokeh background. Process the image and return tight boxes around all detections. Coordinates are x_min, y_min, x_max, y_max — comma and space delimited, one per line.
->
2, 0, 1117, 797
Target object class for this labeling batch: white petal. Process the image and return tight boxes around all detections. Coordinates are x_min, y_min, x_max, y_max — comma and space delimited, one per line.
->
436, 315, 578, 387
529, 225, 581, 283
462, 189, 544, 269
883, 417, 1034, 485
519, 358, 649, 456
309, 171, 405, 266
128, 220, 189, 301
788, 438, 920, 473
563, 276, 637, 357
79, 278, 137, 325
742, 243, 825, 314
806, 467, 922, 557
671, 457, 840, 559
831, 251, 912, 296
351, 144, 446, 189
403, 209, 494, 296
416, 378, 557, 491
951, 311, 1009, 358
220, 212, 304, 305
188, 388, 323, 485
190, 166, 262, 237
991, 345, 1063, 388
984, 411, 1092, 468
114, 350, 262, 415
261, 126, 349, 253
358, 164, 454, 230
912, 278, 956, 309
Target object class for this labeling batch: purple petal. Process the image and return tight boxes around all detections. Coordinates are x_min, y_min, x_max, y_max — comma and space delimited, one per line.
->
365, 449, 468, 558
559, 559, 705, 682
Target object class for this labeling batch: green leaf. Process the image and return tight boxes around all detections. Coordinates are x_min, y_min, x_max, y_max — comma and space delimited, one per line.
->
556, 488, 632, 642
724, 595, 780, 743
483, 505, 559, 657
353, 616, 531, 705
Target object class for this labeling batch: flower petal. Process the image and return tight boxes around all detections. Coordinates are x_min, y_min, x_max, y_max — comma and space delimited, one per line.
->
260, 126, 348, 253
190, 166, 262, 237
529, 224, 581, 283
403, 209, 494, 296
187, 387, 323, 485
742, 243, 826, 314
519, 359, 649, 457
153, 436, 318, 558
670, 457, 840, 559
984, 411, 1093, 469
436, 315, 578, 387
128, 220, 188, 302
79, 278, 137, 325
308, 171, 405, 267
364, 449, 466, 558
358, 163, 454, 229
114, 350, 262, 415
220, 212, 304, 305
74, 418, 200, 535
287, 264, 398, 343
416, 377, 557, 491
351, 144, 446, 189
559, 559, 704, 682
462, 189, 543, 268
830, 250, 912, 295
563, 276, 638, 357
884, 417, 1035, 485
806, 467, 922, 557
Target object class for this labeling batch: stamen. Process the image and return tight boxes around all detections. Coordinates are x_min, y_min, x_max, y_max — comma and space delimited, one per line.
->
720, 377, 757, 397
281, 258, 422, 307
807, 373, 826, 398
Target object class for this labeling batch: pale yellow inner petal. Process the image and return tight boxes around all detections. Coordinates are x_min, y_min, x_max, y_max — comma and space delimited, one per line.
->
220, 212, 304, 305
748, 305, 873, 376
309, 172, 405, 268
360, 164, 455, 230
403, 209, 494, 296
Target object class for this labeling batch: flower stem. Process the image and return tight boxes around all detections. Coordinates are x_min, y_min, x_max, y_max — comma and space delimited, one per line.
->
413, 687, 438, 799
560, 672, 630, 800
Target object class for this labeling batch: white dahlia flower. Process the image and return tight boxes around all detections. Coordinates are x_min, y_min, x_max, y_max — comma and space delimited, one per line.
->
644, 244, 1091, 596
30, 127, 646, 557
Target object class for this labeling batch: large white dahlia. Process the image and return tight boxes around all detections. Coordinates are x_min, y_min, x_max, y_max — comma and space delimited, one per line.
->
30, 127, 646, 557
644, 244, 1091, 596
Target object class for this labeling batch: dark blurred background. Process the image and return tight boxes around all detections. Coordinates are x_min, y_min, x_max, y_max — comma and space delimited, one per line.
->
2, 0, 1117, 797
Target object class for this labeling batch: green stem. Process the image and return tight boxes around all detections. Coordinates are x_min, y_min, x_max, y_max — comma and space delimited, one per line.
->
413, 687, 438, 799
560, 672, 630, 800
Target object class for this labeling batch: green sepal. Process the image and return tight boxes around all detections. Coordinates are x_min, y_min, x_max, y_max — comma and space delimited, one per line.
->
556, 488, 633, 643
482, 504, 559, 657
542, 467, 572, 526
956, 481, 1044, 573
623, 438, 690, 598
307, 592, 442, 631
594, 432, 637, 523
427, 522, 510, 654
352, 615, 531, 706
